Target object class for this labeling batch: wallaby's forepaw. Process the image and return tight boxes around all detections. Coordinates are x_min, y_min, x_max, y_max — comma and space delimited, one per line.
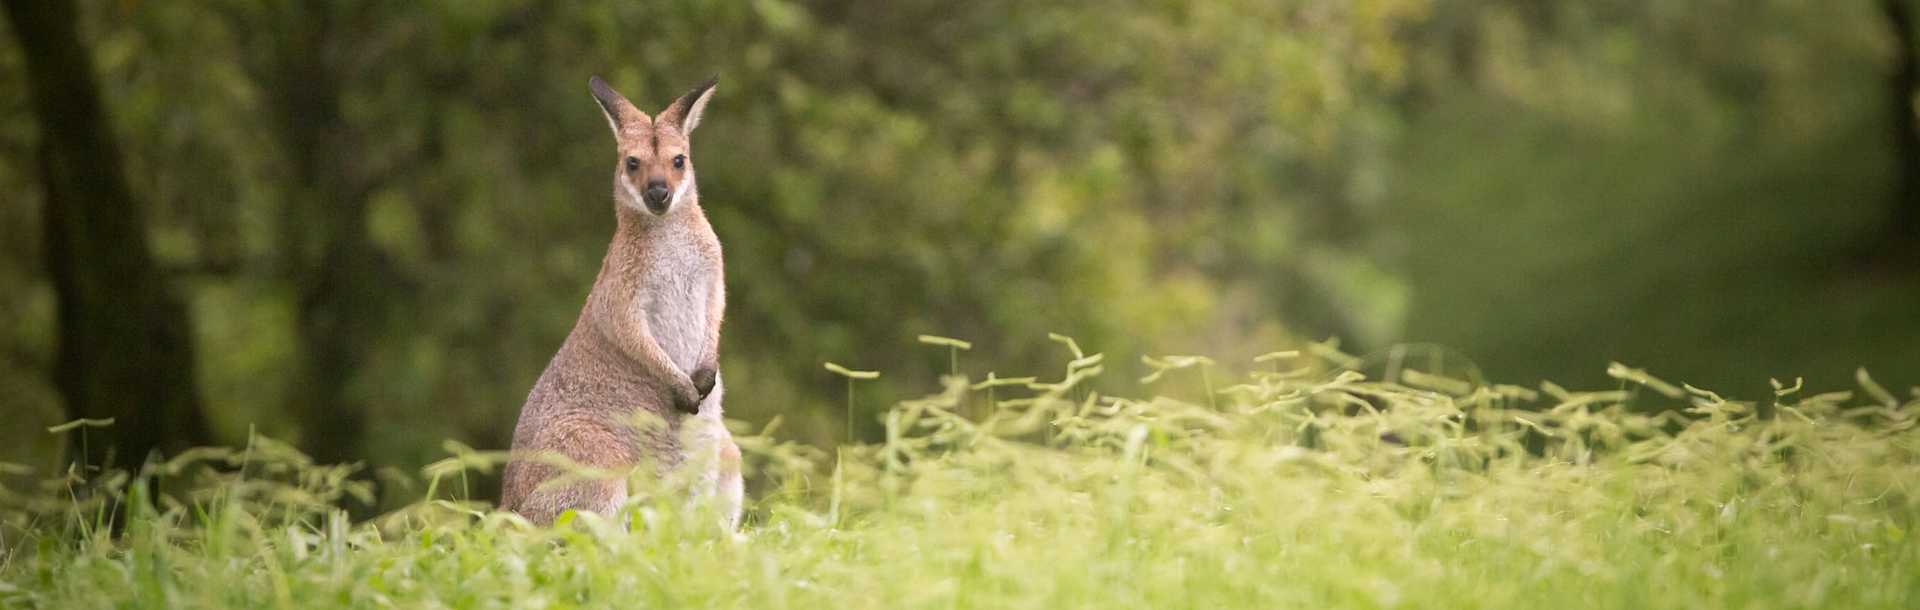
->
672, 381, 703, 415
672, 374, 710, 416
692, 367, 717, 400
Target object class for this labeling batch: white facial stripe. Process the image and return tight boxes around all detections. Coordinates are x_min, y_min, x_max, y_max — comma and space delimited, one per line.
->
670, 170, 694, 208
619, 176, 644, 211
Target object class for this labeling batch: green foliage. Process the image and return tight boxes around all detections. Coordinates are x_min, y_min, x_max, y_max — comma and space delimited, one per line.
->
1396, 1, 1920, 391
3, 345, 1916, 608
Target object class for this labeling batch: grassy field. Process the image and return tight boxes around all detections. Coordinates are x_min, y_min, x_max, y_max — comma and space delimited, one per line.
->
2, 339, 1916, 609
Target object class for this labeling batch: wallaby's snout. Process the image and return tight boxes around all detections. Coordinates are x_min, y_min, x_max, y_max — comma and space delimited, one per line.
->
643, 178, 672, 214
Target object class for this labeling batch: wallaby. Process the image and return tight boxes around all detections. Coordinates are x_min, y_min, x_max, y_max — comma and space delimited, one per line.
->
501, 75, 743, 528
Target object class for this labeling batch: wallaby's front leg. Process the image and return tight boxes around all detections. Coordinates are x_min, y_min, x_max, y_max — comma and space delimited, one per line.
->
640, 328, 703, 414
691, 274, 726, 403
691, 322, 718, 400
603, 304, 702, 414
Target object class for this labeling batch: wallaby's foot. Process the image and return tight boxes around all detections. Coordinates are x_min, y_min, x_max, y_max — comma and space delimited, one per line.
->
718, 437, 743, 529
692, 366, 717, 400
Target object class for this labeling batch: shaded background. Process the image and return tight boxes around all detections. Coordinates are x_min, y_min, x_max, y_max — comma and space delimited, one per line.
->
3, 1, 1916, 500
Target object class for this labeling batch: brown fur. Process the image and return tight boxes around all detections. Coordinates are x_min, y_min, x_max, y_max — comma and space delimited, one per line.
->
501, 76, 741, 527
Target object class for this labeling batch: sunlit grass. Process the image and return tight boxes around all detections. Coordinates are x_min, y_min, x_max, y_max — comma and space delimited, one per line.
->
1, 339, 1915, 609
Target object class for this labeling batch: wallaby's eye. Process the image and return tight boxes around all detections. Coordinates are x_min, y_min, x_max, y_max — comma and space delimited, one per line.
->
625, 157, 640, 172
672, 154, 686, 169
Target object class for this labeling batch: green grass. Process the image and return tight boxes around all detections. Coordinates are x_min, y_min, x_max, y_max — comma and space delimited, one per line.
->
2, 341, 1916, 609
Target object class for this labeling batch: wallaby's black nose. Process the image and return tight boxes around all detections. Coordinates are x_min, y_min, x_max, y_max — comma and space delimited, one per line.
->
643, 180, 671, 212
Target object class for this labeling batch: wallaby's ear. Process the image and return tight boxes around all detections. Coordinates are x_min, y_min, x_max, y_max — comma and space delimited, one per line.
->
661, 76, 718, 134
588, 75, 645, 137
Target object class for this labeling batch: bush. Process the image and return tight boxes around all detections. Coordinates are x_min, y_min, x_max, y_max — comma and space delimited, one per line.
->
2, 339, 1915, 609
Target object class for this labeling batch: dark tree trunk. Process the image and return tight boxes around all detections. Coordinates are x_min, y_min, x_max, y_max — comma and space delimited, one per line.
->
1886, 0, 1920, 252
238, 3, 392, 468
4, 0, 211, 470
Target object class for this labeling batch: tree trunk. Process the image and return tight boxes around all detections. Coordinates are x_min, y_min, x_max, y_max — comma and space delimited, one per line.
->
1885, 0, 1920, 252
244, 3, 389, 468
4, 0, 211, 470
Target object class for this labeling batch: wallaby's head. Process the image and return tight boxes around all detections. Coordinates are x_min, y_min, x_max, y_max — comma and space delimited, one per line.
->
588, 75, 717, 217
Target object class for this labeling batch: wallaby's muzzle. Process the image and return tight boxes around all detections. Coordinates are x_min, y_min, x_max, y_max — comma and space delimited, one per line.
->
643, 179, 671, 214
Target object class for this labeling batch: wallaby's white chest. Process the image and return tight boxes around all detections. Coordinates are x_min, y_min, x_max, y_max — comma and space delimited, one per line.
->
635, 228, 717, 375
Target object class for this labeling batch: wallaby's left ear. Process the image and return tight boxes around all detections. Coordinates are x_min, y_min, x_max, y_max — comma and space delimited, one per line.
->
589, 75, 646, 139
663, 76, 719, 133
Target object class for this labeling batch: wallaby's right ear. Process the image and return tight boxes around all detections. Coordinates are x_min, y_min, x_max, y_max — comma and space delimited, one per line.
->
588, 75, 645, 138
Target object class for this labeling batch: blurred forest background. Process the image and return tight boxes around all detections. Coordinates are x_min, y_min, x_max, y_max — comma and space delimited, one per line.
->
3, 1, 1917, 502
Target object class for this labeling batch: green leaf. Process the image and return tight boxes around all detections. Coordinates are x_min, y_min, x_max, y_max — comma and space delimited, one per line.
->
824, 362, 880, 379
916, 335, 973, 350
46, 418, 116, 434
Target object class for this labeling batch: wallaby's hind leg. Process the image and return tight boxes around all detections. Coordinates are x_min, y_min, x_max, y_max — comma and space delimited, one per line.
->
502, 416, 642, 525
513, 476, 628, 526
